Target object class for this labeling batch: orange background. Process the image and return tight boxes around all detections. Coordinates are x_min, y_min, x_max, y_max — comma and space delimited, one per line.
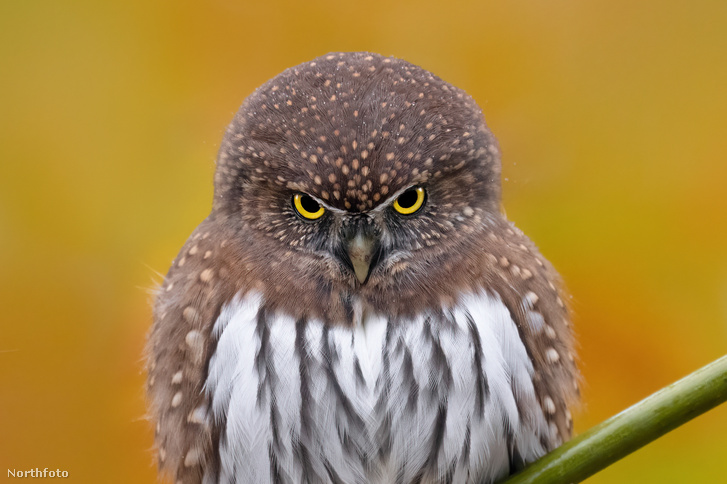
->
1, 1, 726, 482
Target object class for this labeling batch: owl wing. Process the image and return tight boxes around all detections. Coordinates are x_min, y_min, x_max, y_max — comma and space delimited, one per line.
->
147, 219, 239, 484
474, 220, 579, 446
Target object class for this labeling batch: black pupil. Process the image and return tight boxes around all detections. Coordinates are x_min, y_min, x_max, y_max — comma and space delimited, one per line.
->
397, 189, 419, 209
300, 195, 320, 213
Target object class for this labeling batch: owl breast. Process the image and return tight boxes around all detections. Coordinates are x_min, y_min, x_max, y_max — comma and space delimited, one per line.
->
204, 290, 555, 484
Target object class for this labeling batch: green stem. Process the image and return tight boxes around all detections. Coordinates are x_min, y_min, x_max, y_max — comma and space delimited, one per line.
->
502, 355, 727, 484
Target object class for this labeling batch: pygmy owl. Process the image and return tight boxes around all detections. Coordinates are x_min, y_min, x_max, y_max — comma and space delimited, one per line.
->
147, 52, 578, 484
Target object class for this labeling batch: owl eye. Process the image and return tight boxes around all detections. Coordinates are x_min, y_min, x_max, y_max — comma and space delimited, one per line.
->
293, 193, 325, 220
393, 187, 426, 215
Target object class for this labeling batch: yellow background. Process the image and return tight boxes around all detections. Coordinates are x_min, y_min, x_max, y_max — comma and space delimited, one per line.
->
2, 1, 726, 482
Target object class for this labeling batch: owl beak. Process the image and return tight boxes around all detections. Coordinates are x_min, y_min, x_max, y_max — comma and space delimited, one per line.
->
347, 233, 378, 284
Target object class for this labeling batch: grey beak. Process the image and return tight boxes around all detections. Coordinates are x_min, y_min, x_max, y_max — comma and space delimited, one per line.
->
347, 233, 376, 284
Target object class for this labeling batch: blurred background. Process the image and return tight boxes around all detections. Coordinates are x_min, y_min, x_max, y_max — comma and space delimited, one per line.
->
1, 0, 726, 482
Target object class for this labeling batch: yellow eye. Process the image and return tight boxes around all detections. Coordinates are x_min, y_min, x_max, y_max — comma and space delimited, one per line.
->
293, 193, 325, 220
393, 187, 426, 215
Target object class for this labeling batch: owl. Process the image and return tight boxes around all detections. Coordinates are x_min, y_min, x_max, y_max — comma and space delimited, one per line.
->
147, 52, 578, 484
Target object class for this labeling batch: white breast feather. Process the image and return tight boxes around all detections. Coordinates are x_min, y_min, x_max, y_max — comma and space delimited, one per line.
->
205, 290, 549, 484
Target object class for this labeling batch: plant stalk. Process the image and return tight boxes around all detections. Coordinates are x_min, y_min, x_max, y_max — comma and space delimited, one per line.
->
501, 355, 727, 483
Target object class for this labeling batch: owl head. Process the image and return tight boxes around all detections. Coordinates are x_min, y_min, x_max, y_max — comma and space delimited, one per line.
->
207, 52, 506, 320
